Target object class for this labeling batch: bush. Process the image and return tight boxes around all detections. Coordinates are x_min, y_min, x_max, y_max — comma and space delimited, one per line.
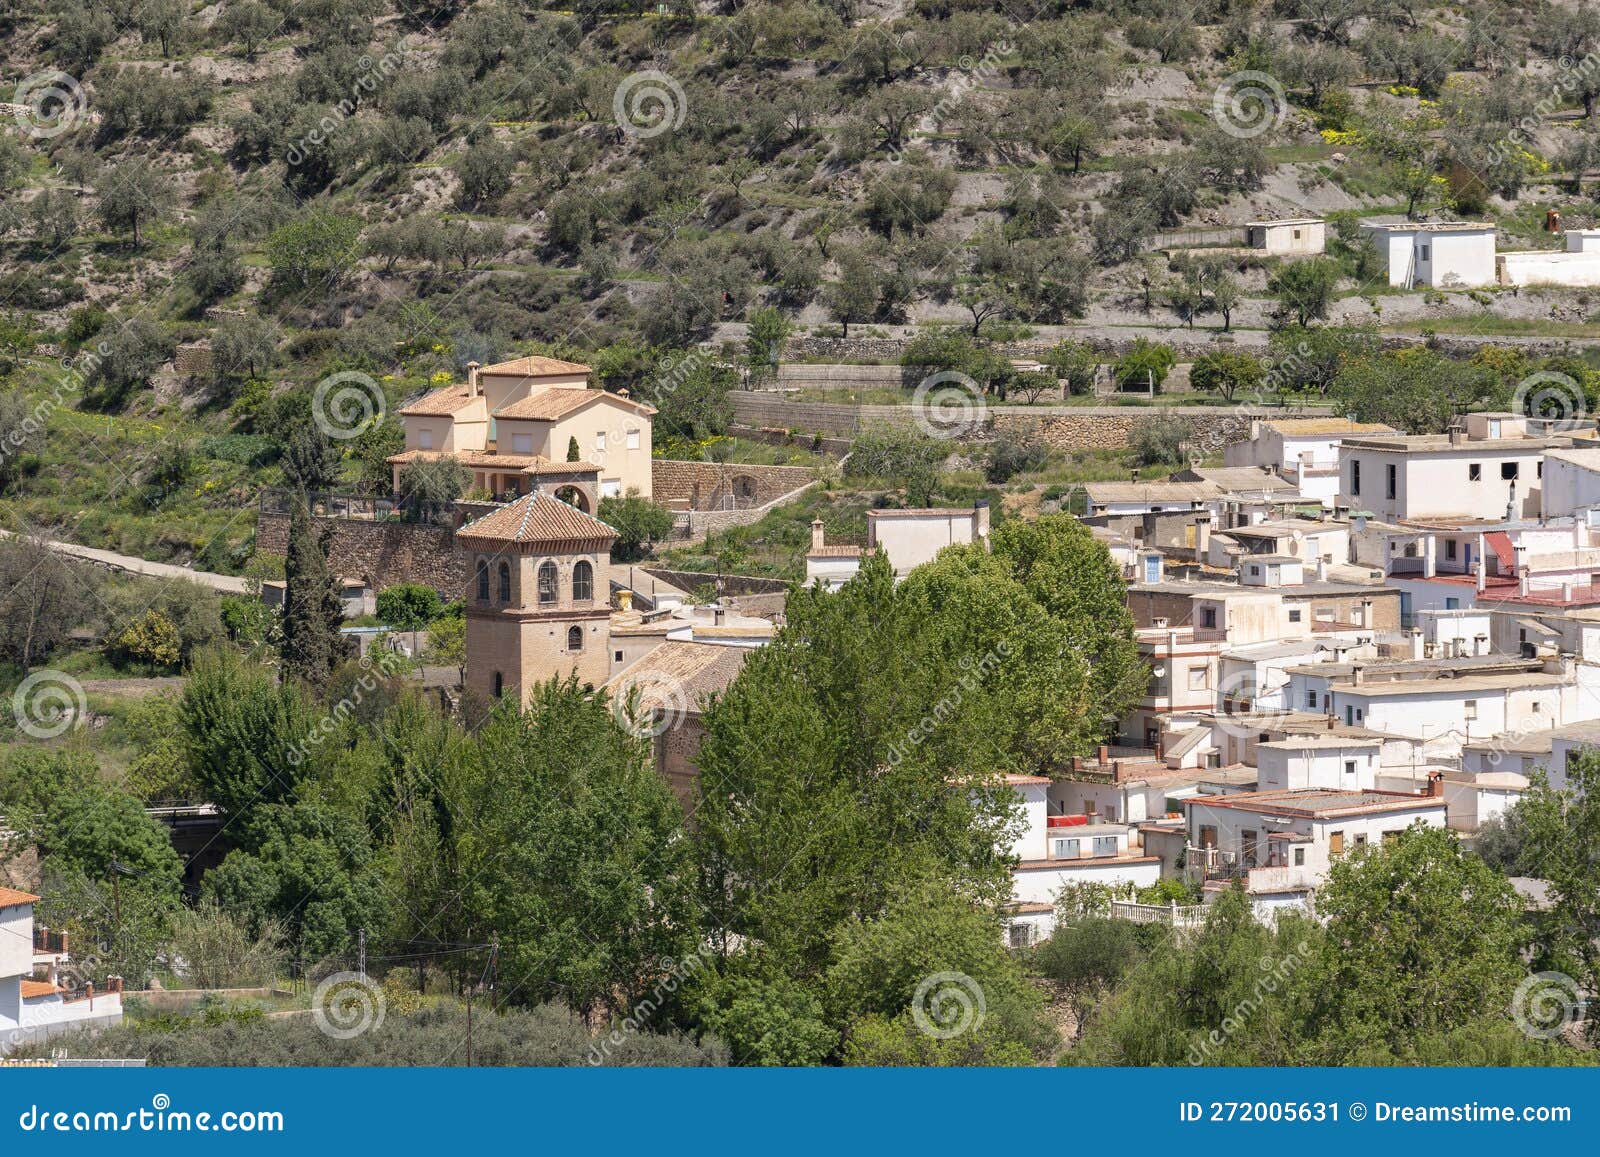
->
1130, 412, 1194, 467
110, 609, 184, 670
985, 432, 1048, 483
1032, 916, 1164, 992
1113, 339, 1176, 392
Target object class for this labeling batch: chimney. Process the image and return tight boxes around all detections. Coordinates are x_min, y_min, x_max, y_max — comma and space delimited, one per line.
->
618, 588, 634, 612
1519, 567, 1530, 596
1474, 632, 1488, 656
811, 518, 825, 552
467, 361, 480, 396
1428, 770, 1445, 798
618, 387, 630, 399
109, 976, 123, 995
1194, 516, 1210, 557
713, 605, 726, 626
1097, 744, 1110, 764
1326, 712, 1336, 730
1352, 664, 1365, 685
1506, 479, 1518, 522
974, 498, 991, 542
1360, 597, 1372, 627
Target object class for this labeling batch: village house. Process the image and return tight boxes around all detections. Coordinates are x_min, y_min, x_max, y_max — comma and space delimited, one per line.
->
1, 888, 123, 1053
1246, 218, 1326, 255
804, 501, 991, 588
1363, 220, 1498, 288
389, 356, 656, 507
1224, 418, 1397, 508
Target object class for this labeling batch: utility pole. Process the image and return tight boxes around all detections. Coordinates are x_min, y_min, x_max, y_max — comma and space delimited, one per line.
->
357, 928, 367, 982
465, 984, 473, 1068
489, 932, 499, 1014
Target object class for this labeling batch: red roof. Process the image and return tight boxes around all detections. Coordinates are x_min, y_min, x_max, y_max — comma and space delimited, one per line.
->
0, 887, 39, 909
1484, 531, 1514, 574
19, 980, 64, 1000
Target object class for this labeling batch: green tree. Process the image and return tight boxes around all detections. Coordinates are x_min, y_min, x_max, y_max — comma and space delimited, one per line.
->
566, 435, 580, 462
265, 211, 362, 290
1190, 350, 1266, 402
96, 157, 174, 249
1331, 348, 1503, 434
599, 490, 675, 562
846, 423, 946, 505
377, 582, 442, 653
1268, 258, 1342, 327
1043, 340, 1098, 397
279, 496, 347, 690
1112, 339, 1176, 392
745, 306, 792, 386
425, 612, 466, 686
455, 136, 514, 208
399, 455, 468, 521
457, 678, 698, 1017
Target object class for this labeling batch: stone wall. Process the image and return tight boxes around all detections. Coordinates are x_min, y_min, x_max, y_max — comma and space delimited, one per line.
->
729, 394, 1325, 451
257, 513, 466, 594
652, 459, 818, 511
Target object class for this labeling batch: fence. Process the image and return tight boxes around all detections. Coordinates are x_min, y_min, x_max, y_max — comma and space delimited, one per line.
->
257, 488, 455, 528
1108, 900, 1209, 928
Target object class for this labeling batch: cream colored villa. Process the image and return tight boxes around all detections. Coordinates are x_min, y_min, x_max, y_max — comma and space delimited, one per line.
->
456, 491, 619, 702
388, 356, 655, 510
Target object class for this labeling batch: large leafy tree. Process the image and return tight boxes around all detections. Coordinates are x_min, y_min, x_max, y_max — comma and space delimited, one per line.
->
1332, 348, 1504, 434
455, 678, 698, 1018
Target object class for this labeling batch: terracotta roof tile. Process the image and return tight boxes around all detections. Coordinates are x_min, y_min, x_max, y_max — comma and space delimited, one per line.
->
481, 355, 593, 377
19, 980, 64, 999
385, 450, 600, 474
456, 492, 618, 546
0, 886, 39, 908
603, 641, 750, 707
400, 387, 484, 417
493, 385, 655, 421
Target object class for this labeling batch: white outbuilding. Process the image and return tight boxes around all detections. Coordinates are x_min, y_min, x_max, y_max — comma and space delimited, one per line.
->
1363, 221, 1497, 288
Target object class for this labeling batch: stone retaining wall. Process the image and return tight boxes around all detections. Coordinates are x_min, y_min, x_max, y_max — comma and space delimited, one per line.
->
257, 513, 466, 593
652, 459, 818, 511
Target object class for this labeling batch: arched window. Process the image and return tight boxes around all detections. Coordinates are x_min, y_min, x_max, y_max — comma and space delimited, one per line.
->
538, 561, 558, 605
567, 625, 583, 652
497, 561, 512, 603
475, 559, 489, 601
492, 672, 504, 698
572, 560, 593, 602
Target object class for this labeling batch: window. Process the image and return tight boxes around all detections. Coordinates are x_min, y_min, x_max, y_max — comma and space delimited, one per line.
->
1354, 833, 1368, 847
1351, 460, 1361, 495
1293, 848, 1305, 867
1288, 609, 1302, 623
1344, 760, 1357, 778
492, 672, 503, 698
596, 432, 607, 452
1201, 607, 1217, 629
1502, 462, 1519, 481
1420, 244, 1430, 261
567, 625, 584, 652
475, 559, 489, 601
1008, 924, 1032, 949
1468, 463, 1481, 481
1385, 463, 1397, 500
497, 561, 511, 603
1445, 597, 1460, 610
1199, 826, 1218, 849
1329, 831, 1345, 855
1188, 667, 1208, 691
626, 429, 640, 450
1293, 228, 1301, 239
1250, 565, 1261, 577
614, 650, 623, 663
1306, 690, 1319, 709
572, 560, 594, 602
1383, 830, 1400, 843
1446, 540, 1457, 560
1053, 838, 1080, 858
1533, 701, 1543, 714
1464, 699, 1478, 720
538, 561, 558, 605
512, 433, 534, 454
418, 428, 433, 450
1092, 836, 1118, 857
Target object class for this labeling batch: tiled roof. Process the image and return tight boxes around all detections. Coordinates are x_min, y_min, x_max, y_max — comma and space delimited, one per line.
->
603, 641, 750, 707
456, 492, 617, 546
0, 886, 39, 908
807, 545, 863, 558
480, 355, 593, 377
494, 385, 654, 420
400, 387, 483, 417
19, 980, 64, 999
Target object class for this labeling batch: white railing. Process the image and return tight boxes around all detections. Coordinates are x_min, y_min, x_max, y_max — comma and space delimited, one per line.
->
1108, 900, 1209, 928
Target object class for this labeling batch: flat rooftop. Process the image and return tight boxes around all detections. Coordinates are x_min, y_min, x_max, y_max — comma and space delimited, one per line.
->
1185, 787, 1445, 819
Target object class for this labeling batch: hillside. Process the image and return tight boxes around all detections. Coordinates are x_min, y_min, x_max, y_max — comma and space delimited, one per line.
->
1, 0, 1600, 564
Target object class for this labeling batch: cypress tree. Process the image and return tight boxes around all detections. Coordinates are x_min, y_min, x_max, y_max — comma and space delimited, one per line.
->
566, 435, 580, 462
279, 494, 345, 689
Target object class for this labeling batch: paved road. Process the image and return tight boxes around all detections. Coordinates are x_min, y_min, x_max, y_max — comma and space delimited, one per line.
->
0, 531, 250, 594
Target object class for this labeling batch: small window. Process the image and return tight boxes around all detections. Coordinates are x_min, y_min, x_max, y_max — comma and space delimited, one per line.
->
1501, 462, 1519, 481
1330, 831, 1345, 855
1306, 690, 1319, 709
1293, 848, 1305, 866
1446, 540, 1457, 560
1385, 463, 1396, 500
1091, 836, 1118, 857
512, 433, 534, 454
538, 561, 558, 605
1008, 924, 1032, 949
596, 432, 607, 452
1351, 460, 1361, 495
1052, 838, 1080, 858
572, 560, 594, 602
567, 625, 583, 652
418, 428, 434, 450
1288, 609, 1302, 623
1344, 759, 1356, 777
1188, 667, 1208, 691
497, 561, 511, 603
626, 429, 640, 450
1201, 607, 1217, 629
1533, 701, 1543, 714
1250, 565, 1261, 576
1468, 464, 1481, 481
1420, 244, 1430, 261
613, 650, 623, 662
475, 559, 490, 601
492, 672, 504, 698
1292, 228, 1301, 239
1464, 699, 1478, 720
1383, 830, 1400, 843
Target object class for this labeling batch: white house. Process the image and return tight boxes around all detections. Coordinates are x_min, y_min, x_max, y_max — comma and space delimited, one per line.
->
1364, 221, 1497, 288
1223, 418, 1397, 507
1542, 449, 1600, 518
1497, 231, 1600, 287
1254, 735, 1383, 792
804, 502, 991, 588
1246, 218, 1325, 255
1338, 413, 1555, 522
1546, 718, 1600, 791
1, 888, 123, 1054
